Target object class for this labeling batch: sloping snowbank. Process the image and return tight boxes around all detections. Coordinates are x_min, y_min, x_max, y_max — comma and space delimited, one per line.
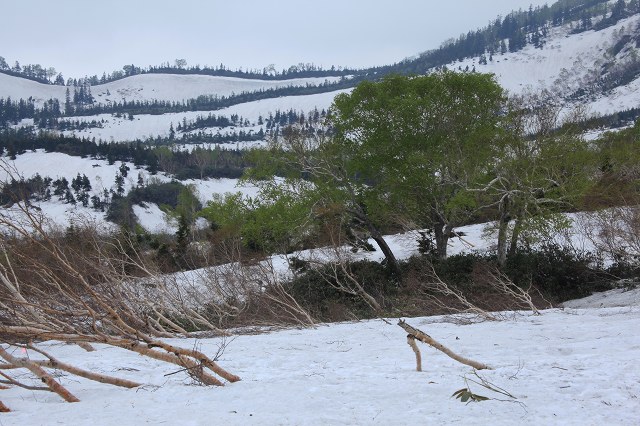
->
562, 286, 640, 309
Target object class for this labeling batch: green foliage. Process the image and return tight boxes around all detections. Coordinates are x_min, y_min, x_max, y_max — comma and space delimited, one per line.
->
174, 184, 201, 222
504, 245, 611, 302
453, 371, 521, 406
200, 192, 248, 237
129, 181, 193, 209
200, 182, 317, 253
451, 388, 490, 404
431, 253, 482, 289
106, 181, 201, 231
516, 213, 573, 249
105, 196, 135, 229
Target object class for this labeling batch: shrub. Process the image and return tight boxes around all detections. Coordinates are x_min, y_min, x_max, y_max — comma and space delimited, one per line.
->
504, 244, 612, 302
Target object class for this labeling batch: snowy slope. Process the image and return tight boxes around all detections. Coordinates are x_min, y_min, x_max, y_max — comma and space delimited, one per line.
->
54, 89, 348, 142
0, 150, 264, 232
0, 72, 343, 107
0, 151, 159, 195
93, 74, 344, 105
454, 14, 640, 116
0, 303, 638, 425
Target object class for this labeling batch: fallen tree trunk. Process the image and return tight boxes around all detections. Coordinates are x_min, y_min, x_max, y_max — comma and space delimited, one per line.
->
0, 326, 239, 386
398, 320, 491, 370
26, 345, 141, 389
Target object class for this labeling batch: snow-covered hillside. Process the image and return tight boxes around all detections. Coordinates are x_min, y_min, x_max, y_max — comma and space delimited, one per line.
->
0, 72, 343, 107
52, 89, 348, 142
454, 14, 640, 116
0, 150, 262, 232
4, 13, 640, 143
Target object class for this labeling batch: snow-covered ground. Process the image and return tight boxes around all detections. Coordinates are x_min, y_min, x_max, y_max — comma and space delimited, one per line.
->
1, 296, 638, 425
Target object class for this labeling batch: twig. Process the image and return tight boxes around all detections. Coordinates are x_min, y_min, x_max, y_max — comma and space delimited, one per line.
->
1, 373, 51, 392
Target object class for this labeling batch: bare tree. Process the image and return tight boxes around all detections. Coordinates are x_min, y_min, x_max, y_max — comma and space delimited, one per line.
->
575, 207, 640, 267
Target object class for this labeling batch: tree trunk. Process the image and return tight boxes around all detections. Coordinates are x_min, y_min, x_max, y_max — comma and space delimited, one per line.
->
496, 196, 511, 267
508, 218, 522, 258
350, 205, 400, 275
0, 401, 10, 413
27, 345, 141, 389
370, 230, 400, 275
434, 221, 453, 259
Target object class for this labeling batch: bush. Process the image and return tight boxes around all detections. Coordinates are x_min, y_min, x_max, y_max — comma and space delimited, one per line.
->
504, 244, 612, 302
129, 181, 186, 209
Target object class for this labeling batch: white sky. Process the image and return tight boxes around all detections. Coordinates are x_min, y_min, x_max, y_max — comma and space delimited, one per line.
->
3, 0, 550, 79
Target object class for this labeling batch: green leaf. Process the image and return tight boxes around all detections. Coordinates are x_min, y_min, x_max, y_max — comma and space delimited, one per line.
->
451, 388, 467, 398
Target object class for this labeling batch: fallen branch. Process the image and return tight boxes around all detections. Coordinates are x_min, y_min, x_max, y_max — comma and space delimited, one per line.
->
0, 400, 9, 413
76, 342, 96, 352
398, 320, 491, 370
0, 346, 79, 402
406, 335, 422, 372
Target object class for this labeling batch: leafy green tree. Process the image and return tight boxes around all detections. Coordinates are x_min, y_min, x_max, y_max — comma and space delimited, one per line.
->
245, 124, 404, 271
330, 72, 505, 259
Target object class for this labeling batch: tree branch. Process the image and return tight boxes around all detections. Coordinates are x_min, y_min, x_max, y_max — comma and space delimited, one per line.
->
398, 320, 491, 370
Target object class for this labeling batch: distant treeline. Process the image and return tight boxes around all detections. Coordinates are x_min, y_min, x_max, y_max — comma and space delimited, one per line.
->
0, 78, 348, 128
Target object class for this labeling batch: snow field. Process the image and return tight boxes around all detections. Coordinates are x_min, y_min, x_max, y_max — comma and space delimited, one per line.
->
1, 303, 638, 425
448, 14, 640, 117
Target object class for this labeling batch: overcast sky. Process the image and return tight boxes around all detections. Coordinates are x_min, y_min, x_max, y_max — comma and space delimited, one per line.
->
3, 0, 550, 78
